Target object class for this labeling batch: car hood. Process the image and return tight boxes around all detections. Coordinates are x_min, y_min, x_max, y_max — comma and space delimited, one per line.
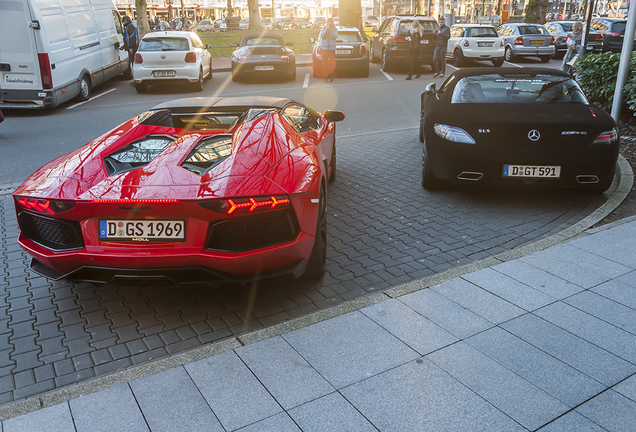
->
14, 113, 303, 201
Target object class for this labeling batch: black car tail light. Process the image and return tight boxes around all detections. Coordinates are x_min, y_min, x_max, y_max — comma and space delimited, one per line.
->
206, 209, 299, 252
199, 195, 291, 215
280, 54, 291, 61
18, 212, 84, 250
593, 128, 618, 145
15, 197, 75, 215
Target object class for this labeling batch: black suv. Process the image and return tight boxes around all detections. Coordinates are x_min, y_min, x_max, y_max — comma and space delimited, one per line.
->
370, 15, 438, 72
591, 17, 636, 52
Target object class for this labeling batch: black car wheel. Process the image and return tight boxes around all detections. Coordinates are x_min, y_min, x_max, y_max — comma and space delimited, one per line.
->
360, 61, 369, 78
77, 75, 91, 101
539, 55, 552, 63
304, 184, 326, 280
370, 44, 380, 63
422, 151, 447, 190
288, 66, 296, 81
492, 57, 504, 67
419, 120, 424, 143
382, 49, 393, 72
231, 68, 240, 82
134, 82, 147, 93
504, 46, 516, 62
453, 49, 466, 67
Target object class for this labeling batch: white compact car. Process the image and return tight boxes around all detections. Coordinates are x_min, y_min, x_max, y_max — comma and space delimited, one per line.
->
132, 31, 212, 93
446, 24, 505, 67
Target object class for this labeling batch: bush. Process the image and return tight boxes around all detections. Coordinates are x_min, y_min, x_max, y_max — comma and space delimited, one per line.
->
577, 51, 636, 117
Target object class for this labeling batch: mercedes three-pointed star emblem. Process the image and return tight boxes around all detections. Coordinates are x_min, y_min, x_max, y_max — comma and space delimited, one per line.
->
528, 129, 541, 141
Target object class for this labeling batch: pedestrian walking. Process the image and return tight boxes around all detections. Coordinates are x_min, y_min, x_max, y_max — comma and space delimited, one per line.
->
433, 16, 450, 78
320, 18, 338, 83
406, 20, 424, 80
561, 21, 584, 75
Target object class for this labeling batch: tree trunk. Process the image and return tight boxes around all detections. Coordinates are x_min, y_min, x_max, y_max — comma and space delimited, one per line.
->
248, 0, 262, 30
135, 0, 150, 38
525, 0, 549, 23
340, 0, 365, 38
227, 0, 233, 17
416, 0, 428, 15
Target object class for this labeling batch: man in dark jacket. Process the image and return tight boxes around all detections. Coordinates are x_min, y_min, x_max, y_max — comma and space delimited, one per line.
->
433, 17, 450, 77
121, 15, 138, 57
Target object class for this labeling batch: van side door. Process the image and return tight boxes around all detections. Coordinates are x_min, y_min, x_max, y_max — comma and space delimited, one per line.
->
95, 5, 125, 80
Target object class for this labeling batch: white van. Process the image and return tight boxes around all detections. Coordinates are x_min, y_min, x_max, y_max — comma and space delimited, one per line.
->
0, 0, 130, 109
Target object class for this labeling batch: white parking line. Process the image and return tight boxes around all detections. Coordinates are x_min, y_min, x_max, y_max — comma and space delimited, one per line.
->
381, 69, 393, 81
303, 73, 310, 88
66, 88, 117, 110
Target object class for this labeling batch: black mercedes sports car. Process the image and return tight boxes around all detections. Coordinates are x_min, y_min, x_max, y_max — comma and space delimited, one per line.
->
230, 33, 296, 82
419, 68, 619, 192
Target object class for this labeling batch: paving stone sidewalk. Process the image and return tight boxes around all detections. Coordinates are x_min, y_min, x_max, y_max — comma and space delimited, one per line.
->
4, 217, 636, 431
0, 128, 622, 406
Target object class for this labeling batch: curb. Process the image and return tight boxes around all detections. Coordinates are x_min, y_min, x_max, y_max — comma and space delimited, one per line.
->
0, 156, 632, 420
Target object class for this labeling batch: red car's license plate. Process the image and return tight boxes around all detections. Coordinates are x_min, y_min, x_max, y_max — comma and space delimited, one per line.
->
99, 220, 185, 241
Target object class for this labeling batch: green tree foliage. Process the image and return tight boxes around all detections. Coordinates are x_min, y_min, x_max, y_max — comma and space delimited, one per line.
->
524, 0, 548, 24
577, 52, 636, 117
340, 0, 365, 37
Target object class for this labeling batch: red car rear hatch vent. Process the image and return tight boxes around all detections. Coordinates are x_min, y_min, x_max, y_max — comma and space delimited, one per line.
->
181, 135, 233, 175
137, 109, 175, 127
104, 135, 175, 176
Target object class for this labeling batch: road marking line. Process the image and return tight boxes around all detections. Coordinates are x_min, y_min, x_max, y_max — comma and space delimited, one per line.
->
66, 88, 117, 110
381, 69, 393, 81
303, 73, 310, 88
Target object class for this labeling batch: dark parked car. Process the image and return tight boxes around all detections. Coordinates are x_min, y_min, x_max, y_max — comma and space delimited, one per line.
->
292, 17, 312, 29
370, 15, 438, 72
591, 17, 636, 52
273, 17, 293, 29
310, 27, 369, 78
544, 21, 604, 58
497, 23, 555, 62
419, 68, 619, 192
230, 33, 296, 81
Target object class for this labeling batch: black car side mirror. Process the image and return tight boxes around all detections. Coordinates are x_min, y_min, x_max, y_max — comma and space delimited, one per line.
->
324, 111, 345, 123
230, 42, 239, 47
424, 83, 436, 95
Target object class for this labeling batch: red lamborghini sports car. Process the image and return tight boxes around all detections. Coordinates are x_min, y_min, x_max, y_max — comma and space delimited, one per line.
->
13, 97, 345, 286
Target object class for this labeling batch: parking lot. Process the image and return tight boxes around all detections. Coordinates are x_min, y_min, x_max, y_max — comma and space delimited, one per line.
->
0, 60, 622, 403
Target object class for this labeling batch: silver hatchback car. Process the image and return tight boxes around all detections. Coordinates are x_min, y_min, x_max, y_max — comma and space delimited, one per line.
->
497, 23, 555, 62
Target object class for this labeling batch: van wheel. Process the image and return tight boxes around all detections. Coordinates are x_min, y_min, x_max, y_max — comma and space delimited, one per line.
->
77, 76, 91, 101
135, 82, 147, 93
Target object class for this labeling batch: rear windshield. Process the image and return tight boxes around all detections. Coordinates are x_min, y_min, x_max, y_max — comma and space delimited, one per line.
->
245, 37, 282, 46
611, 21, 627, 34
518, 26, 549, 35
465, 27, 498, 37
140, 38, 189, 51
451, 74, 589, 104
336, 31, 362, 42
398, 20, 436, 32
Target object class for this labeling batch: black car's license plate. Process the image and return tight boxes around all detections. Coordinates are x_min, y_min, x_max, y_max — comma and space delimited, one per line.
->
99, 220, 185, 241
503, 165, 561, 178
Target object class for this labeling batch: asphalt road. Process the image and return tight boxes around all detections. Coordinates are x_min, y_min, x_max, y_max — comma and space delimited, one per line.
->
0, 56, 566, 186
0, 56, 615, 406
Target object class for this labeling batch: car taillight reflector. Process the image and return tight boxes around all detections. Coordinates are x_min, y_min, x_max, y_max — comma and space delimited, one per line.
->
462, 39, 469, 47
595, 35, 604, 41
550, 36, 555, 45
90, 199, 180, 203
360, 44, 367, 55
500, 39, 504, 47
593, 128, 618, 145
236, 54, 247, 61
434, 124, 476, 144
185, 52, 196, 62
15, 197, 75, 214
199, 195, 291, 215
38, 53, 52, 89
514, 37, 523, 45
280, 54, 291, 60
134, 53, 143, 63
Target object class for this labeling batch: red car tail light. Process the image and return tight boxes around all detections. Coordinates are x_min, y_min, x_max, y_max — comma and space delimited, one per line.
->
392, 35, 406, 42
236, 54, 247, 61
134, 53, 143, 63
199, 195, 291, 215
90, 199, 180, 204
605, 31, 621, 37
360, 44, 367, 55
500, 39, 504, 47
514, 36, 523, 45
550, 36, 555, 45
15, 197, 75, 215
595, 34, 604, 41
593, 128, 618, 145
280, 54, 291, 60
462, 39, 469, 47
185, 52, 197, 62
38, 53, 52, 89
